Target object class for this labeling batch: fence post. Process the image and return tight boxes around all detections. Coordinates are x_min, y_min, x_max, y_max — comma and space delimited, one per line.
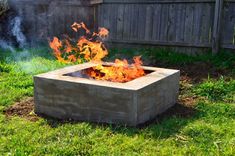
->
212, 0, 224, 54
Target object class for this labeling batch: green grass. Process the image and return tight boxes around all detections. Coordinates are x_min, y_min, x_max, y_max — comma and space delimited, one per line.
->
0, 48, 234, 155
194, 77, 235, 102
0, 48, 67, 108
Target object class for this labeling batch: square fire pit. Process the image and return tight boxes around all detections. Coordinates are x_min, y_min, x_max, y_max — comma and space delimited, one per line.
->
34, 62, 180, 126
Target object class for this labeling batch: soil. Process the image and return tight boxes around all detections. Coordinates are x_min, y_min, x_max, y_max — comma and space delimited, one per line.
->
156, 61, 232, 83
3, 97, 39, 122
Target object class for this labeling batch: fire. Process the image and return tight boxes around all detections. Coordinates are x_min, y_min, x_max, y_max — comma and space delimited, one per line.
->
86, 56, 145, 83
49, 22, 145, 83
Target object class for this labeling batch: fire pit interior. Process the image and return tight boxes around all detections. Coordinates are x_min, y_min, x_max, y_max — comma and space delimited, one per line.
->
63, 64, 154, 83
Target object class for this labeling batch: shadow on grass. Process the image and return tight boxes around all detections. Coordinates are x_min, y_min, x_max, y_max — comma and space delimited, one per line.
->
42, 102, 198, 139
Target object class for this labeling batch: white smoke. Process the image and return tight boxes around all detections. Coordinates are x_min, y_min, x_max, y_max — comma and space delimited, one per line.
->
10, 16, 27, 48
0, 39, 14, 51
0, 16, 29, 58
0, 14, 59, 75
0, 15, 33, 73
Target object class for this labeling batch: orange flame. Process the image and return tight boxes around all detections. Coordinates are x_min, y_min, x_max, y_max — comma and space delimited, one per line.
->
86, 56, 145, 83
49, 22, 145, 83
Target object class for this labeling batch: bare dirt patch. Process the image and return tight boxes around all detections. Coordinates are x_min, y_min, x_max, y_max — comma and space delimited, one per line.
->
158, 61, 232, 83
4, 97, 39, 121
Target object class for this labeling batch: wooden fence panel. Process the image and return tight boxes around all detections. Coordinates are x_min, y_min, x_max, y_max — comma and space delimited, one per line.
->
99, 1, 215, 50
8, 0, 235, 52
97, 0, 235, 52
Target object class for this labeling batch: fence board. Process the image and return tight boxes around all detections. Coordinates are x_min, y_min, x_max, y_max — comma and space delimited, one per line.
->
130, 4, 139, 40
175, 4, 185, 42
194, 4, 202, 44
144, 5, 153, 40
137, 5, 146, 40
159, 4, 168, 41
221, 3, 235, 45
116, 4, 124, 40
152, 4, 161, 40
167, 3, 176, 42
103, 4, 110, 33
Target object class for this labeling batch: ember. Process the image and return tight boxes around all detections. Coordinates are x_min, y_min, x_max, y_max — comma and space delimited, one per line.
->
49, 22, 145, 83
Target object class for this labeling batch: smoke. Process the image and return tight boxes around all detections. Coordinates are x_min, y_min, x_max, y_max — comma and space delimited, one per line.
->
0, 15, 27, 48
10, 16, 27, 48
0, 12, 64, 75
0, 15, 35, 73
0, 39, 14, 52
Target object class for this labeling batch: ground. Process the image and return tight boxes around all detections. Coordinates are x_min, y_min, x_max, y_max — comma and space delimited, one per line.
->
0, 48, 234, 155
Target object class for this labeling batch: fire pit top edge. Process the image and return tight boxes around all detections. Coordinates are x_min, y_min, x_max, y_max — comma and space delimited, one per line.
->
34, 62, 180, 90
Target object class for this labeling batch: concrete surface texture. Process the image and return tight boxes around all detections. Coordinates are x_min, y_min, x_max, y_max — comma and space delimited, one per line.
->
34, 62, 180, 126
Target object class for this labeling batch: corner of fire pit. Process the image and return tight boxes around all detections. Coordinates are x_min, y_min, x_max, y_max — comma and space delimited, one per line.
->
135, 69, 180, 124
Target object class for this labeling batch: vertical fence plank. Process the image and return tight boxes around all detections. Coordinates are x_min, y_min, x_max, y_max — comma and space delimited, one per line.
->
144, 5, 153, 40
123, 4, 131, 40
116, 4, 124, 40
152, 4, 161, 41
131, 4, 139, 40
160, 4, 168, 41
111, 4, 118, 40
97, 4, 101, 28
184, 4, 194, 43
221, 2, 235, 47
200, 4, 210, 44
23, 4, 35, 40
212, 0, 224, 54
103, 4, 111, 36
194, 4, 202, 45
175, 3, 185, 43
137, 4, 146, 40
167, 3, 176, 42
129, 4, 134, 40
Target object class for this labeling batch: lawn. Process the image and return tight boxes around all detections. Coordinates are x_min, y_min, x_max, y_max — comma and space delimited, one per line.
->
0, 48, 234, 155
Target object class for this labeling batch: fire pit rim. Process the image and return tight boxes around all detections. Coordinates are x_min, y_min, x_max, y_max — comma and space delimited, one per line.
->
35, 62, 180, 90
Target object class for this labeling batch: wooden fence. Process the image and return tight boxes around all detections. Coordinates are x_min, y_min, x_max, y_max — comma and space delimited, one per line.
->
9, 0, 95, 44
9, 0, 235, 53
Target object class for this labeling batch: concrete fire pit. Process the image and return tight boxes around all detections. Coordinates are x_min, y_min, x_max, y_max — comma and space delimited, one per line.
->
34, 62, 180, 126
